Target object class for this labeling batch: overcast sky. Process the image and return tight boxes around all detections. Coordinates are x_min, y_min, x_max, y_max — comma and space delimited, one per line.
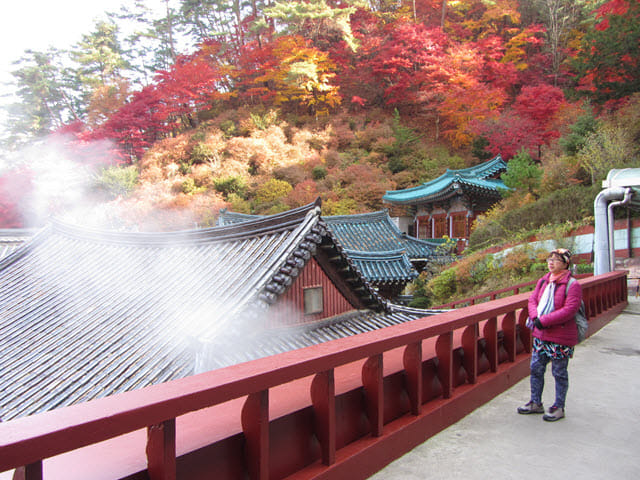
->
0, 1, 125, 93
0, 1, 127, 134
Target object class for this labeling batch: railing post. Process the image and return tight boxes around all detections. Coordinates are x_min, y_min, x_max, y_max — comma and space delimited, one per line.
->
436, 332, 453, 398
484, 317, 498, 372
518, 308, 531, 353
461, 324, 478, 384
403, 342, 423, 415
242, 390, 269, 480
146, 419, 176, 480
362, 354, 384, 436
502, 312, 516, 362
12, 462, 43, 480
311, 369, 336, 465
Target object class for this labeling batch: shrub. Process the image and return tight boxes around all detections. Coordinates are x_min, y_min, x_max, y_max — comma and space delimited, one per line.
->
190, 142, 215, 164
94, 165, 139, 198
219, 120, 237, 138
408, 295, 432, 308
213, 176, 247, 197
255, 178, 293, 204
227, 193, 251, 213
249, 110, 278, 131
191, 164, 214, 188
322, 197, 358, 215
575, 262, 593, 275
469, 185, 599, 250
529, 262, 547, 275
273, 164, 308, 186
181, 178, 205, 195
502, 249, 532, 276
427, 268, 458, 304
311, 165, 327, 180
501, 149, 542, 196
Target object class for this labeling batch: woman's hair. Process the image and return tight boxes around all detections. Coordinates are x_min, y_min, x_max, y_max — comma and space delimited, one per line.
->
549, 248, 572, 267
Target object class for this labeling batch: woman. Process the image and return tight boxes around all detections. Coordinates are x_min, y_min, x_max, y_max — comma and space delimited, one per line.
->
517, 248, 582, 422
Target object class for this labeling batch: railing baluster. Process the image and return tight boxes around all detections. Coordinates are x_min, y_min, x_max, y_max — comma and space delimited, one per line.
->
146, 419, 176, 480
518, 308, 531, 353
484, 317, 498, 372
436, 332, 453, 398
362, 354, 384, 437
242, 390, 269, 480
403, 342, 423, 415
461, 324, 478, 384
502, 312, 516, 362
12, 462, 43, 480
311, 369, 336, 465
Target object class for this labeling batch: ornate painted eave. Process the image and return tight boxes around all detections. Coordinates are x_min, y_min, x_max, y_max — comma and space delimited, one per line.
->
382, 155, 508, 206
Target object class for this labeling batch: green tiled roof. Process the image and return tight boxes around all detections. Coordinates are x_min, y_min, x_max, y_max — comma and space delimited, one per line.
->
344, 249, 418, 284
322, 210, 438, 261
383, 155, 507, 205
217, 207, 440, 285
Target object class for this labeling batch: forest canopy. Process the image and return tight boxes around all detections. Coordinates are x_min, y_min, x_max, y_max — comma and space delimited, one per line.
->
1, 0, 639, 231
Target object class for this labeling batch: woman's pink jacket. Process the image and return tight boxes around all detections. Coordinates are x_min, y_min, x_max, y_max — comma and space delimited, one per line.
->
527, 271, 582, 347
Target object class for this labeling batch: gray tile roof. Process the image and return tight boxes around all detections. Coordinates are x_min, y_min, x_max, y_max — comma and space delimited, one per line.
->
0, 201, 440, 421
217, 208, 440, 284
0, 228, 34, 260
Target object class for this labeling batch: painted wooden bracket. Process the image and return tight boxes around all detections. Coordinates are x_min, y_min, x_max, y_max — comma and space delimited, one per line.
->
242, 390, 269, 480
311, 369, 336, 465
436, 332, 453, 399
146, 419, 176, 480
403, 341, 422, 415
362, 354, 384, 437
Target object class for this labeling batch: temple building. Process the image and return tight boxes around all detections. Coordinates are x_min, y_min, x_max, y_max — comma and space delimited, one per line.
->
382, 155, 508, 252
217, 208, 444, 299
0, 200, 439, 422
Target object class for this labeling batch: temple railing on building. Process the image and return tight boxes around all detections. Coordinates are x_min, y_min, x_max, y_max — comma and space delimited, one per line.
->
0, 271, 627, 480
434, 273, 593, 309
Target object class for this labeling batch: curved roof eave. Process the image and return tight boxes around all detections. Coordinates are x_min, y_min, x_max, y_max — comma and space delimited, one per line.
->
383, 155, 507, 205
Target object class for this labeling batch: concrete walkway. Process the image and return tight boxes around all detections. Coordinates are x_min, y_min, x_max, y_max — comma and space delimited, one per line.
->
370, 296, 640, 480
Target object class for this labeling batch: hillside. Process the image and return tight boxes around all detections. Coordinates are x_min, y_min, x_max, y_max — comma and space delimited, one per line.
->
1, 1, 639, 242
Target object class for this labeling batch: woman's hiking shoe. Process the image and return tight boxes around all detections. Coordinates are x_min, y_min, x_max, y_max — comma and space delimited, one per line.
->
517, 401, 544, 414
543, 406, 565, 422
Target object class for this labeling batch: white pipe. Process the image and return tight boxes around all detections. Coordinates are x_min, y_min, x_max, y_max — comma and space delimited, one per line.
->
594, 187, 630, 275
607, 188, 632, 271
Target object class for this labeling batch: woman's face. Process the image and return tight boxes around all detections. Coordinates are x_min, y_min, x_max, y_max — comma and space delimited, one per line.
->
547, 254, 567, 274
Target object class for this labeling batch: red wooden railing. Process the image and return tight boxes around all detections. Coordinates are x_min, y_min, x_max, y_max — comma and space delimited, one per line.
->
434, 273, 593, 309
0, 271, 627, 480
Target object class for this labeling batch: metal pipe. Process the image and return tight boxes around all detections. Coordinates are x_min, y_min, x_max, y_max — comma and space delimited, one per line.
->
607, 188, 632, 271
594, 187, 628, 275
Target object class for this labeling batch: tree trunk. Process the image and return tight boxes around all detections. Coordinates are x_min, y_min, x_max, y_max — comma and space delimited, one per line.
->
441, 0, 447, 28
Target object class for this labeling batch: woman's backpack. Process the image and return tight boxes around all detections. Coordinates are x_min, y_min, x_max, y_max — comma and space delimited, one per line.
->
566, 277, 588, 343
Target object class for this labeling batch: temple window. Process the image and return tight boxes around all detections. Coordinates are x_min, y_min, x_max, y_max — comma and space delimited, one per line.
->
303, 286, 324, 314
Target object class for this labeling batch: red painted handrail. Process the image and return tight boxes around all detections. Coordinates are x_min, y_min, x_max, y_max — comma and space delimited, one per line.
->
434, 273, 593, 309
0, 271, 627, 480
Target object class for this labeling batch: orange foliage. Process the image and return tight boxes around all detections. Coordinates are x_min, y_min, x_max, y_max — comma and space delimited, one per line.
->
86, 80, 131, 128
286, 179, 320, 208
